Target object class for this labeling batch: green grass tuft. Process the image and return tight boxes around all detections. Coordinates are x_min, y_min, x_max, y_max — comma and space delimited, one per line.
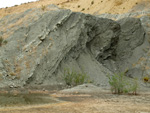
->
63, 69, 92, 86
107, 73, 139, 95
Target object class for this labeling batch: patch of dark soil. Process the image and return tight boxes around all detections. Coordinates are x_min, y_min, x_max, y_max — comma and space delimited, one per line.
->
0, 93, 59, 107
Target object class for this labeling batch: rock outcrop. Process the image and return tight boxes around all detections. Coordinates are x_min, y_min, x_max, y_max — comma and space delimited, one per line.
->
0, 5, 149, 88
99, 12, 150, 84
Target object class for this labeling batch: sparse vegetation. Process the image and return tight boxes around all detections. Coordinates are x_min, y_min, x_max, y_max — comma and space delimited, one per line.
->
81, 8, 85, 11
143, 76, 149, 82
0, 36, 7, 47
41, 5, 46, 11
143, 76, 150, 85
63, 69, 92, 86
0, 37, 4, 46
107, 73, 139, 95
114, 0, 122, 6
130, 78, 138, 95
91, 1, 94, 5
3, 40, 8, 44
9, 72, 16, 76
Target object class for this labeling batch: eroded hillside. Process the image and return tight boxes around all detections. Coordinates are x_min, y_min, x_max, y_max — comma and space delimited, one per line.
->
0, 1, 150, 113
0, 0, 150, 19
0, 0, 150, 89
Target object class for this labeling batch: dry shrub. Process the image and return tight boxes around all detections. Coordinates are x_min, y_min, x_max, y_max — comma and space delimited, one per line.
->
114, 0, 123, 6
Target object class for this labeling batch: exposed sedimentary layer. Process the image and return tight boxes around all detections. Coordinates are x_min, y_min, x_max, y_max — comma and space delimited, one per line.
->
0, 5, 149, 88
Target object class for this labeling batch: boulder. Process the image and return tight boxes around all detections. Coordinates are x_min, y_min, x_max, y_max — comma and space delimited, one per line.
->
0, 6, 120, 88
0, 5, 149, 88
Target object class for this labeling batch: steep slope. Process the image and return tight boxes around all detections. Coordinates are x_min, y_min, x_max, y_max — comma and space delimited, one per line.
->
0, 0, 150, 19
0, 2, 150, 89
58, 0, 150, 14
0, 6, 120, 88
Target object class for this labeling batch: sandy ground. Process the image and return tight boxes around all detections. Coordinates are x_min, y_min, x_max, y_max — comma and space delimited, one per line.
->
0, 0, 150, 18
0, 88, 150, 113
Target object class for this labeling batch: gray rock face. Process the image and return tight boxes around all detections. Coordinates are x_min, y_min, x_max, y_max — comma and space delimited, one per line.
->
97, 16, 148, 81
0, 6, 149, 88
100, 15, 150, 82
100, 14, 150, 83
98, 10, 150, 20
116, 18, 145, 71
0, 7, 120, 88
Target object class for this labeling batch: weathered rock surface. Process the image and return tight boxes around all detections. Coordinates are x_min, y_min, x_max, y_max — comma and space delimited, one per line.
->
0, 5, 150, 88
98, 10, 150, 20
98, 12, 150, 88
0, 6, 120, 88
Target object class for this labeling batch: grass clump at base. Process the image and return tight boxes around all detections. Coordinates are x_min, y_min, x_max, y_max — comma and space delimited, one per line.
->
107, 73, 139, 95
63, 69, 92, 86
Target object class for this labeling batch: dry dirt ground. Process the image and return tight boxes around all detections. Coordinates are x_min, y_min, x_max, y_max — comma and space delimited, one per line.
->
0, 0, 150, 18
0, 90, 150, 113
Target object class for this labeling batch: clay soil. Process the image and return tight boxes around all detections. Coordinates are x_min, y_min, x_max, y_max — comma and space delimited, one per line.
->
0, 91, 150, 113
